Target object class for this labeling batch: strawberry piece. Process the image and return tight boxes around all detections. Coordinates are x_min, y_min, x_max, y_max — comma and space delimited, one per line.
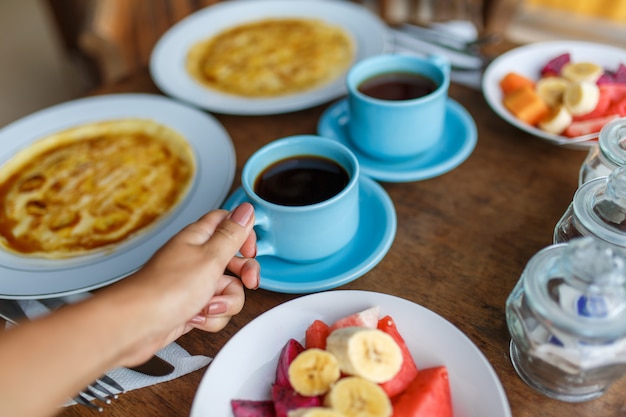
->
231, 399, 277, 417
377, 315, 419, 398
392, 366, 453, 417
540, 53, 570, 78
563, 114, 620, 138
274, 339, 304, 387
328, 306, 380, 331
305, 319, 331, 350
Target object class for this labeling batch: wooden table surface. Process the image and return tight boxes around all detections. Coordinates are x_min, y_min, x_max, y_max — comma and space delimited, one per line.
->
52, 67, 626, 417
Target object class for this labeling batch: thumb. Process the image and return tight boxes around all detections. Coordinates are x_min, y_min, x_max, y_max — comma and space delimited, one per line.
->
201, 202, 255, 261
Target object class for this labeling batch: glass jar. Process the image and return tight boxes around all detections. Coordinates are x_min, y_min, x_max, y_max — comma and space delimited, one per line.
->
579, 117, 626, 186
506, 237, 626, 402
554, 166, 626, 251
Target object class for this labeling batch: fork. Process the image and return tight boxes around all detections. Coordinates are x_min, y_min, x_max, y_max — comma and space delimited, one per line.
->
72, 375, 125, 412
0, 299, 125, 411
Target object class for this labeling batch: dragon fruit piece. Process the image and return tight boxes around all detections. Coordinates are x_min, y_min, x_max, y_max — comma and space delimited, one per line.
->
614, 63, 626, 84
271, 384, 322, 417
231, 399, 277, 417
597, 72, 616, 85
274, 339, 304, 387
541, 52, 570, 77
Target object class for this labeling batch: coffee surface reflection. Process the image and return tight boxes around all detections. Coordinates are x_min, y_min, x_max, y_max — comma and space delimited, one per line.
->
254, 155, 350, 206
357, 72, 437, 101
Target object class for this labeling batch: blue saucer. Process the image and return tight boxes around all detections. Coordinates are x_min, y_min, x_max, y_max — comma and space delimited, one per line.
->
221, 176, 396, 294
317, 98, 477, 182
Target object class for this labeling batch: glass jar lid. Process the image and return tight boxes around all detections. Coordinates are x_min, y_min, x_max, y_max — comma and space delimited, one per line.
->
599, 117, 626, 168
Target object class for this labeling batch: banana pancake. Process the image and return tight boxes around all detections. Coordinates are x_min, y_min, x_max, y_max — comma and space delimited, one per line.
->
0, 118, 195, 259
186, 18, 354, 97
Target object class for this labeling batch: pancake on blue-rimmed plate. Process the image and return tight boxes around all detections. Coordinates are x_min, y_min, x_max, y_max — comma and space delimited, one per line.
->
0, 118, 195, 259
186, 17, 355, 98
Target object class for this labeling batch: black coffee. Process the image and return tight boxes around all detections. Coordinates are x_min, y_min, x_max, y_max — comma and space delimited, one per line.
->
358, 71, 438, 101
254, 155, 350, 206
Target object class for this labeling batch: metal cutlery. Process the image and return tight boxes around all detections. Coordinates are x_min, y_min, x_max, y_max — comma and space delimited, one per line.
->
395, 23, 500, 56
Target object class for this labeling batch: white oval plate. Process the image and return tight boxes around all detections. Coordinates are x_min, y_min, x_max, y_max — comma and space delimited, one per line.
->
482, 40, 626, 150
191, 290, 511, 417
0, 94, 235, 299
150, 0, 391, 115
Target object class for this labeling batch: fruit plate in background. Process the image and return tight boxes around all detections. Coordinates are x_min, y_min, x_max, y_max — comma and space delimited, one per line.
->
190, 290, 511, 417
482, 40, 626, 150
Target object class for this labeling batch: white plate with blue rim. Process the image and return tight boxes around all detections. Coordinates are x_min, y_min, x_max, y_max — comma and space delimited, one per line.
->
318, 97, 477, 182
222, 176, 396, 293
190, 290, 511, 417
0, 94, 235, 299
150, 0, 391, 115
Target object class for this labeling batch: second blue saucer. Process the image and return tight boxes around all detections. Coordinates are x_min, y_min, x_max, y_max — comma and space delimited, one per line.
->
317, 97, 477, 183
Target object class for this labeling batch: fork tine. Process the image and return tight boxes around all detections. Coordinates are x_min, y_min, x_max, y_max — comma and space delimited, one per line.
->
98, 374, 125, 393
90, 380, 117, 400
73, 392, 104, 412
85, 384, 112, 403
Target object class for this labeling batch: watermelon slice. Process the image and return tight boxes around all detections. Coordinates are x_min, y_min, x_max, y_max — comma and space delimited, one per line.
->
608, 96, 626, 117
377, 315, 419, 398
328, 306, 380, 331
572, 86, 613, 121
305, 319, 331, 350
564, 114, 620, 138
392, 366, 453, 417
275, 339, 304, 387
600, 83, 626, 103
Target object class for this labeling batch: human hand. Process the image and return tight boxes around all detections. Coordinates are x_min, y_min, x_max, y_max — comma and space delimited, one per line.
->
111, 203, 259, 366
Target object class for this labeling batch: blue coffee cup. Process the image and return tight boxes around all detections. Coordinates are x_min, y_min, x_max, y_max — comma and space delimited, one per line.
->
241, 135, 360, 263
347, 53, 451, 160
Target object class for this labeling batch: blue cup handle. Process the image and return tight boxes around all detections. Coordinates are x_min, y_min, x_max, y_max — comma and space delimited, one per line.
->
428, 54, 451, 77
250, 205, 275, 257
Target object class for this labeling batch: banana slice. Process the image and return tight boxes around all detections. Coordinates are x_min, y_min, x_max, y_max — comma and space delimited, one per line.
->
538, 104, 573, 134
536, 77, 569, 107
324, 376, 392, 417
325, 327, 402, 383
288, 407, 346, 417
563, 81, 600, 116
561, 62, 604, 83
288, 348, 341, 396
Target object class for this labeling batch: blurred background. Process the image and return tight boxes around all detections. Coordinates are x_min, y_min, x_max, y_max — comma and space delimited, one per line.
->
0, 0, 625, 129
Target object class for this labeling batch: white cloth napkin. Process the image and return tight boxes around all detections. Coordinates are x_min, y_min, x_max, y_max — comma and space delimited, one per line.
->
6, 296, 212, 404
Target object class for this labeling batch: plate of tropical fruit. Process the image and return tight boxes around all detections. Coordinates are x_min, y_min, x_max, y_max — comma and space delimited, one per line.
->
190, 290, 511, 417
482, 40, 626, 150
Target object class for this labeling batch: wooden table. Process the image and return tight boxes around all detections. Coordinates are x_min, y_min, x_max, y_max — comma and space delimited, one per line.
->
54, 68, 626, 417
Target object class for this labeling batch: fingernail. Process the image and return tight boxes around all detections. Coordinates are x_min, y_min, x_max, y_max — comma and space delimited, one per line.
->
254, 271, 260, 290
190, 314, 206, 324
229, 203, 254, 227
208, 301, 228, 315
